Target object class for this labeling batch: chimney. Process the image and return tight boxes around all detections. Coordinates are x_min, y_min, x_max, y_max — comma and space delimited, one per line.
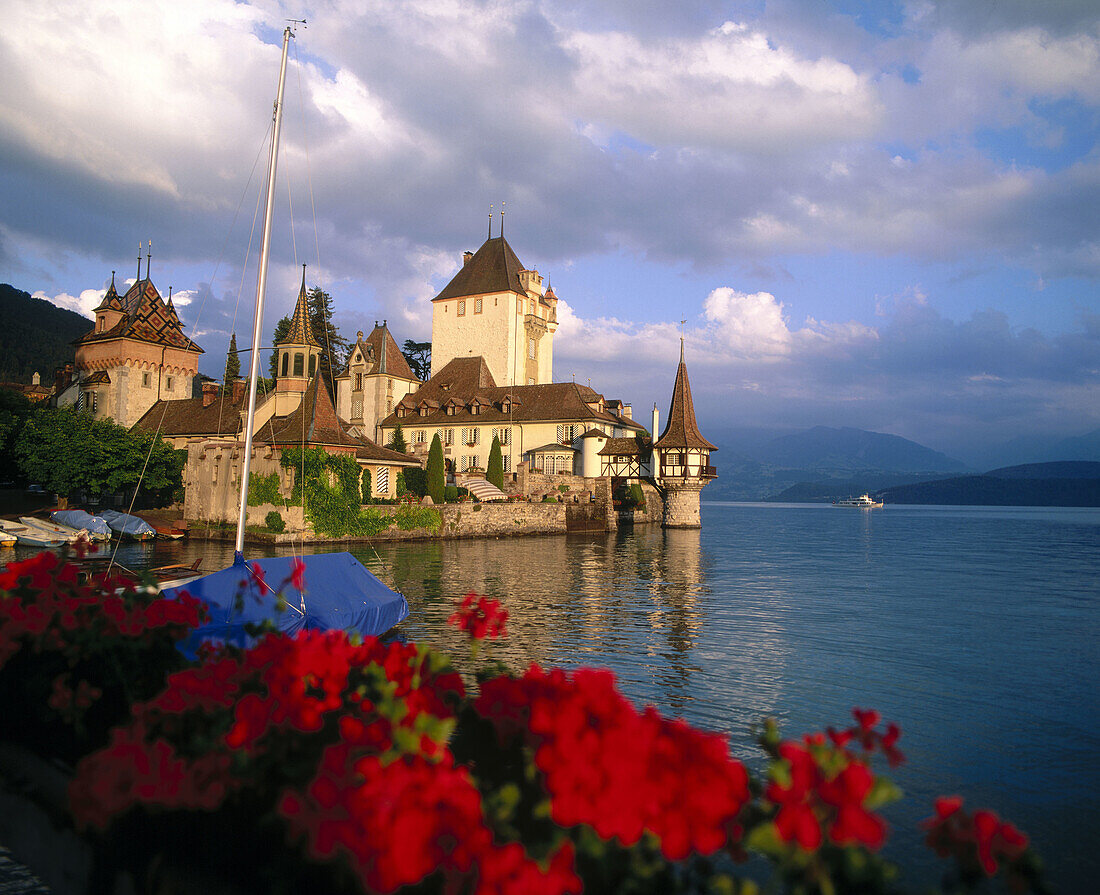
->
231, 378, 246, 404
54, 364, 74, 394
622, 403, 632, 420
202, 381, 218, 407
651, 403, 659, 440
463, 251, 473, 266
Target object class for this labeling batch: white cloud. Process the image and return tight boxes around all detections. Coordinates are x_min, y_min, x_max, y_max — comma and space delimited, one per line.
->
33, 288, 102, 319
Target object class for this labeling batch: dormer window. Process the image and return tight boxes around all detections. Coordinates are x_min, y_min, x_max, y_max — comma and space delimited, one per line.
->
97, 316, 105, 332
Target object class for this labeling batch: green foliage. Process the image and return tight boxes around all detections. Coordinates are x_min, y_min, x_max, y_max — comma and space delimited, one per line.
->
629, 483, 646, 509
486, 436, 504, 489
264, 510, 285, 533
392, 504, 441, 533
543, 495, 559, 503
361, 468, 372, 503
307, 287, 349, 397
396, 470, 407, 497
281, 447, 389, 537
14, 406, 183, 500
614, 482, 645, 510
426, 433, 445, 504
0, 388, 34, 474
223, 332, 240, 390
403, 466, 427, 497
400, 339, 431, 380
247, 471, 282, 507
444, 485, 459, 502
386, 424, 407, 454
558, 484, 569, 493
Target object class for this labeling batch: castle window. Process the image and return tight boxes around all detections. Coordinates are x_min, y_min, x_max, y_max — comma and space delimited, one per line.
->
351, 398, 363, 418
528, 341, 536, 360
281, 353, 289, 376
166, 376, 173, 391
142, 372, 151, 387
97, 316, 104, 332
376, 466, 389, 494
444, 428, 454, 446
83, 391, 97, 413
502, 453, 512, 473
517, 298, 522, 315
527, 378, 534, 385
308, 355, 316, 377
457, 300, 465, 316
355, 373, 363, 390
474, 298, 483, 314
416, 430, 426, 443
293, 353, 304, 376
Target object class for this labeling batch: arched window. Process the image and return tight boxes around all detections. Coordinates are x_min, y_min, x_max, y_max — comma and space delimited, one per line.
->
308, 354, 316, 377
293, 353, 304, 376
281, 352, 289, 376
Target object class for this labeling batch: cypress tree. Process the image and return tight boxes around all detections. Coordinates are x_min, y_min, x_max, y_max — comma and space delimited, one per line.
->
487, 435, 504, 489
223, 332, 240, 392
387, 424, 407, 453
426, 433, 445, 504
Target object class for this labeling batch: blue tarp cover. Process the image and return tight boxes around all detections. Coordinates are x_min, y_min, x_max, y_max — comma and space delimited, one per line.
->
51, 509, 112, 537
161, 552, 409, 657
99, 509, 156, 538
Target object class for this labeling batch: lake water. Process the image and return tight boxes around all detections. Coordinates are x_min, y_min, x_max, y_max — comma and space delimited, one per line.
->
23, 502, 1100, 891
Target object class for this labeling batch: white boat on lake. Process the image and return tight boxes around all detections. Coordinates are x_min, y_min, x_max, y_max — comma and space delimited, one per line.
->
833, 494, 884, 509
0, 519, 66, 547
19, 516, 88, 544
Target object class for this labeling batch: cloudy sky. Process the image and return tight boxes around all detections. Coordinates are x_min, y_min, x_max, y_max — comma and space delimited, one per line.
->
2, 0, 1098, 463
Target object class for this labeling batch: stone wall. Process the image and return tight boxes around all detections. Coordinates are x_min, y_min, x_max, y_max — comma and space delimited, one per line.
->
661, 481, 705, 528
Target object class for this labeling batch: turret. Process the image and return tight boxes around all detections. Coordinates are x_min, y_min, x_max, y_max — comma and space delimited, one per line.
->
273, 265, 321, 415
653, 340, 717, 528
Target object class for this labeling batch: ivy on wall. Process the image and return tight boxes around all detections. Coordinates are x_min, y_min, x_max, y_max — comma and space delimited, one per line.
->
278, 447, 439, 537
247, 472, 283, 507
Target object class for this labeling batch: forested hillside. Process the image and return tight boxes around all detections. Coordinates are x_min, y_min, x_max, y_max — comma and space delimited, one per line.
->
0, 284, 91, 383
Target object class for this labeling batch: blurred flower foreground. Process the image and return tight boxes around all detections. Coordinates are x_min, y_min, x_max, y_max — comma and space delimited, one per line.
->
0, 550, 1049, 895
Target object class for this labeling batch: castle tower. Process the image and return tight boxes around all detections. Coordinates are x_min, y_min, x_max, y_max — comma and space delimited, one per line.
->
335, 321, 420, 442
430, 235, 558, 387
653, 340, 717, 528
272, 266, 321, 416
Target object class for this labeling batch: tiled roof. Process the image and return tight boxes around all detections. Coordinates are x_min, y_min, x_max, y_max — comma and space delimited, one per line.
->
133, 393, 246, 437
380, 356, 646, 432
434, 237, 527, 301
75, 278, 203, 353
94, 273, 123, 312
84, 371, 111, 385
654, 348, 716, 451
277, 271, 321, 348
341, 324, 418, 381
528, 443, 578, 454
259, 376, 416, 464
598, 435, 652, 457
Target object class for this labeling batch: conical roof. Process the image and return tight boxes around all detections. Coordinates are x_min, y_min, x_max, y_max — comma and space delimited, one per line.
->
94, 271, 124, 311
277, 269, 321, 348
655, 343, 716, 451
433, 236, 527, 301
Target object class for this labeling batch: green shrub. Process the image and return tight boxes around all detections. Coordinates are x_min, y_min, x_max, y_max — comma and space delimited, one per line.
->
396, 470, 407, 497
265, 510, 285, 533
629, 483, 646, 509
403, 466, 427, 497
444, 485, 459, 502
392, 504, 441, 533
543, 495, 558, 503
486, 436, 504, 489
426, 434, 445, 505
361, 468, 372, 503
557, 484, 569, 493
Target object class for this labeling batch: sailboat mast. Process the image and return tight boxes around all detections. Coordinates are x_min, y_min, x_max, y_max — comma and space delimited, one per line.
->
235, 25, 293, 557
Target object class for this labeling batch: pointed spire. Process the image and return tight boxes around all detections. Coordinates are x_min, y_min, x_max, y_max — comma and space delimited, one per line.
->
136, 243, 142, 282
488, 204, 493, 239
146, 240, 152, 282
108, 270, 117, 295
500, 200, 505, 237
654, 342, 716, 450
276, 264, 320, 347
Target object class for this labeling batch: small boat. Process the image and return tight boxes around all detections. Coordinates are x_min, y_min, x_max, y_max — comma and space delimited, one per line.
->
134, 515, 186, 540
99, 509, 157, 540
0, 532, 16, 548
0, 519, 66, 548
51, 509, 112, 541
19, 516, 88, 544
833, 494, 884, 509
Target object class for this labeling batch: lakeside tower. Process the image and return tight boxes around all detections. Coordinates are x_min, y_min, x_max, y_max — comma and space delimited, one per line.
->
272, 267, 322, 417
654, 340, 717, 528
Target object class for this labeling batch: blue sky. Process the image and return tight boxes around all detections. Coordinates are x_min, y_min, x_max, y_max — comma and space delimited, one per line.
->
1, 0, 1098, 462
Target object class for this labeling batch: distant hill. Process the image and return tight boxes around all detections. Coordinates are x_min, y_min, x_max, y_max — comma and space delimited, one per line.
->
878, 462, 1100, 506
703, 426, 969, 501
763, 426, 968, 474
985, 461, 1100, 480
0, 284, 90, 383
966, 428, 1100, 469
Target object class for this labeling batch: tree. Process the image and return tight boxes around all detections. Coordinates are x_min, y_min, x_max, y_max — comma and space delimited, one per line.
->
386, 424, 407, 454
269, 316, 290, 381
308, 287, 349, 397
361, 468, 372, 503
14, 406, 184, 501
223, 332, 240, 392
426, 433, 445, 505
486, 435, 504, 489
0, 388, 34, 477
401, 340, 431, 381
